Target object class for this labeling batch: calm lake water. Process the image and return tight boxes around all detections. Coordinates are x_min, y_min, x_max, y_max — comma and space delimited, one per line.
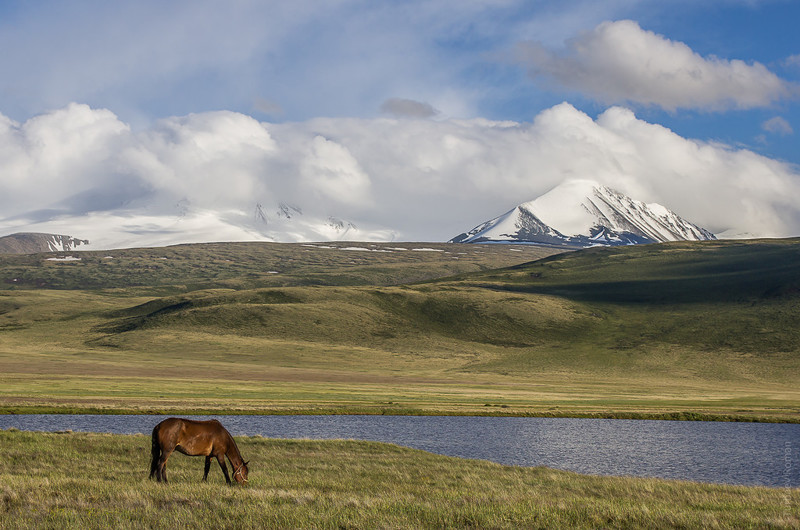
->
2, 414, 797, 488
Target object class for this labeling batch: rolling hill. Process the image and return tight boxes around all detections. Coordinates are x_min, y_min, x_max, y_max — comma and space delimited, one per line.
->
0, 238, 798, 419
93, 238, 800, 366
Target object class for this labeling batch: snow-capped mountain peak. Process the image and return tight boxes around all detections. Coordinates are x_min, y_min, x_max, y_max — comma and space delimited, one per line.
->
0, 233, 90, 254
450, 179, 715, 247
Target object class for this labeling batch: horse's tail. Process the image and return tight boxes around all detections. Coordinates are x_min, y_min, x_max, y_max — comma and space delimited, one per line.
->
149, 424, 161, 479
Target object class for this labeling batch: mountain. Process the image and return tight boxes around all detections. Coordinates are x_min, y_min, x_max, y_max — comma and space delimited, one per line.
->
0, 233, 90, 254
0, 200, 394, 250
249, 202, 384, 242
450, 180, 716, 247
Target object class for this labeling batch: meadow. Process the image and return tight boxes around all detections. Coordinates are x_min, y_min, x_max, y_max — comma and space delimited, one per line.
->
1, 239, 799, 420
2, 429, 797, 529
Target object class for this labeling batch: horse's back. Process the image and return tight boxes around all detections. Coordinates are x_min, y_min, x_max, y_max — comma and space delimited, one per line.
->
155, 417, 222, 432
154, 417, 183, 430
179, 418, 226, 435
155, 418, 229, 455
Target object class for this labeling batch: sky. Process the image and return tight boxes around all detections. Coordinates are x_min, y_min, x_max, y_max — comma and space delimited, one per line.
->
1, 0, 799, 247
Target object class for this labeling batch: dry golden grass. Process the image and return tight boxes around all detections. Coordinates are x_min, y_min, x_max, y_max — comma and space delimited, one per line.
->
2, 430, 798, 529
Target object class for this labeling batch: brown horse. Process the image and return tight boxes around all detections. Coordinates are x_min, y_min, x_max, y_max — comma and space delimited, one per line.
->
150, 418, 249, 484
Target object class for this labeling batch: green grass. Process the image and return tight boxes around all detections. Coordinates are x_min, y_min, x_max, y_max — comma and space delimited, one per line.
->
2, 429, 797, 529
1, 239, 799, 420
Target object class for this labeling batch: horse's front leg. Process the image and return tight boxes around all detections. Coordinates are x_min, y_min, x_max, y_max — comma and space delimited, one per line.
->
216, 454, 232, 484
203, 456, 212, 481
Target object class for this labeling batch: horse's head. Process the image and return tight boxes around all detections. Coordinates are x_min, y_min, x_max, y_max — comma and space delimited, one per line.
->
233, 460, 249, 484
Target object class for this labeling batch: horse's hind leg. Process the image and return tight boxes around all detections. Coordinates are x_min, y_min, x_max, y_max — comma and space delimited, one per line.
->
216, 454, 232, 484
150, 427, 162, 480
157, 448, 173, 483
149, 446, 159, 480
203, 456, 212, 481
149, 455, 158, 480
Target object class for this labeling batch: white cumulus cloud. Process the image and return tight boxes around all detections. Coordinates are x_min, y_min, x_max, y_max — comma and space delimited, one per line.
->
517, 20, 794, 111
300, 135, 372, 206
0, 103, 131, 215
2, 102, 800, 247
127, 110, 278, 207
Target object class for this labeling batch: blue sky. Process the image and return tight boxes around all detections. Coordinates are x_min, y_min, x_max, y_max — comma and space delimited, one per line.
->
0, 0, 799, 246
1, 0, 797, 161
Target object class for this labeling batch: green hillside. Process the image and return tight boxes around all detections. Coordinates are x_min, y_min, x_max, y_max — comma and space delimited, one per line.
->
1, 239, 798, 420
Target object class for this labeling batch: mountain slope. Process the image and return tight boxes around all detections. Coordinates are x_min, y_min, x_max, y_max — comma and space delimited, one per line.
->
0, 233, 90, 254
451, 180, 715, 247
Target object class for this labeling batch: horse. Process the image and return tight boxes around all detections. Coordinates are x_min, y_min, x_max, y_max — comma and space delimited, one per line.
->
149, 418, 249, 485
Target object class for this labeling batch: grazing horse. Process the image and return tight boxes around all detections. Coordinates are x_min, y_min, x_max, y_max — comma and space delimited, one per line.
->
150, 418, 249, 484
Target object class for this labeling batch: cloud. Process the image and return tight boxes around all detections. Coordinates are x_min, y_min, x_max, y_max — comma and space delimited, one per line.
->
129, 110, 277, 205
0, 1, 647, 125
785, 54, 800, 70
299, 136, 372, 205
517, 20, 794, 111
252, 98, 284, 118
2, 102, 800, 247
0, 1, 515, 123
6, 2, 793, 128
0, 103, 133, 215
380, 98, 440, 118
761, 116, 793, 136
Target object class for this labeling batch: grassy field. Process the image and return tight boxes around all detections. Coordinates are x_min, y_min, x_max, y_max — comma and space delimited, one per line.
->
1, 239, 799, 420
2, 429, 797, 529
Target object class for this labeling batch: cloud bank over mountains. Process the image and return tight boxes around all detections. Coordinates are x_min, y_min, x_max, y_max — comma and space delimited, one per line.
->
2, 5, 799, 248
2, 101, 799, 248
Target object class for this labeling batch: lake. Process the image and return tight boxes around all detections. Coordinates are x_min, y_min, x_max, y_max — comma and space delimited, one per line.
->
1, 414, 797, 488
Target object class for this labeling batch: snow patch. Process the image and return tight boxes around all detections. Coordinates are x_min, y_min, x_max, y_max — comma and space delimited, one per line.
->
340, 246, 392, 252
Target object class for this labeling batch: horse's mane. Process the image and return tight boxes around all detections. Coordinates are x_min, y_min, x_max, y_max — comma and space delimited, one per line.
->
220, 425, 243, 460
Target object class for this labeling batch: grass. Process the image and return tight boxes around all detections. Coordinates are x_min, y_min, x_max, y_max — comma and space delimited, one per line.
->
1, 429, 797, 529
0, 241, 558, 291
0, 239, 799, 420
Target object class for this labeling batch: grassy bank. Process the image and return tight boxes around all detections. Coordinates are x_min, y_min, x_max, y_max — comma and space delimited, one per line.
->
2, 429, 797, 529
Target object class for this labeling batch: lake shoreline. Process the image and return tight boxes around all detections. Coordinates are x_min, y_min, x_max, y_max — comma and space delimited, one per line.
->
2, 405, 799, 423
